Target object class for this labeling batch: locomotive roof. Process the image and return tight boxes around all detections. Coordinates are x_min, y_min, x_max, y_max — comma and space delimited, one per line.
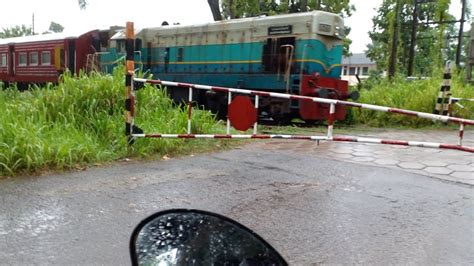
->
0, 30, 95, 45
110, 29, 144, 40
111, 10, 343, 38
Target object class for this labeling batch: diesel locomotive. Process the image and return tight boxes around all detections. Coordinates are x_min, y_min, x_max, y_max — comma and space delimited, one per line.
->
1, 11, 354, 121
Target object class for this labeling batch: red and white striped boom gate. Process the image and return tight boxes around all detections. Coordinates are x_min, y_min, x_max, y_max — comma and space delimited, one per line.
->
124, 22, 474, 153
130, 78, 474, 153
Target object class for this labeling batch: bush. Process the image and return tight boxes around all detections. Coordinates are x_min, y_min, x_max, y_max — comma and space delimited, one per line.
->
0, 67, 222, 176
353, 70, 474, 127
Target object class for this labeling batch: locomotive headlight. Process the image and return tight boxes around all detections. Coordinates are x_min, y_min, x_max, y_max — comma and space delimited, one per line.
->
318, 23, 332, 33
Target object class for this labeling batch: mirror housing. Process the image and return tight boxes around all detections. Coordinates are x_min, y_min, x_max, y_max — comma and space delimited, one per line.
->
130, 209, 287, 266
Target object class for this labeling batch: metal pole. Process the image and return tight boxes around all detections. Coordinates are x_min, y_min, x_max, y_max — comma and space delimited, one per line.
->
459, 123, 464, 146
187, 87, 193, 134
226, 91, 232, 135
125, 22, 135, 144
253, 95, 259, 135
327, 103, 336, 139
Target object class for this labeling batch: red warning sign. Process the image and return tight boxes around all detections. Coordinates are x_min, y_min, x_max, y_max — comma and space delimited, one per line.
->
228, 96, 257, 131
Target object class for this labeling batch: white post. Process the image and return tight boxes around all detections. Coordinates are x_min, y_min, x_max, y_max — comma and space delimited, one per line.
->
227, 91, 232, 135
187, 87, 193, 134
253, 95, 259, 135
459, 123, 464, 146
327, 103, 336, 139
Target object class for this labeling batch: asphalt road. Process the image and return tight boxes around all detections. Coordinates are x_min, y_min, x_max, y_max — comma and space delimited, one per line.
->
1, 142, 473, 265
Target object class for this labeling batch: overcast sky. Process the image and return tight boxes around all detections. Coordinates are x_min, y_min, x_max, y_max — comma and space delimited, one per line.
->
0, 0, 467, 53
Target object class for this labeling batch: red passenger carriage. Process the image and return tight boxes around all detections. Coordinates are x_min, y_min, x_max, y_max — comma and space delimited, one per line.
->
0, 30, 100, 86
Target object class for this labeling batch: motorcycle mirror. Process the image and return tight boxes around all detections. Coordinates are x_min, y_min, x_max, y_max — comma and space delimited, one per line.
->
130, 209, 287, 266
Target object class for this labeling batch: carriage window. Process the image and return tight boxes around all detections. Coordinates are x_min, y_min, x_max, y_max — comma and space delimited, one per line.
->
19, 53, 27, 66
0, 54, 6, 66
41, 51, 51, 65
177, 48, 184, 62
30, 52, 38, 65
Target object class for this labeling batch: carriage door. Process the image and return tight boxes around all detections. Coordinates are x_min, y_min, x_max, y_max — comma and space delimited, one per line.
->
8, 45, 14, 76
68, 40, 76, 74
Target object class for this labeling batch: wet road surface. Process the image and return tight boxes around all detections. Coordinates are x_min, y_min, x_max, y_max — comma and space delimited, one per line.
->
1, 142, 473, 265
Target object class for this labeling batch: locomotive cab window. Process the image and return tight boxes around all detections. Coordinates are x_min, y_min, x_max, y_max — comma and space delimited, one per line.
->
30, 52, 38, 65
41, 51, 51, 65
262, 37, 295, 72
18, 53, 27, 66
0, 54, 6, 66
116, 39, 126, 53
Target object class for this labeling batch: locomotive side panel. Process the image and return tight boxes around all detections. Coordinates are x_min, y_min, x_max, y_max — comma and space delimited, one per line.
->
138, 11, 343, 82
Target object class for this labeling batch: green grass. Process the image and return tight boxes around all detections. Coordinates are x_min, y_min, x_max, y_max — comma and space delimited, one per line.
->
353, 71, 474, 127
1, 66, 472, 176
0, 67, 227, 176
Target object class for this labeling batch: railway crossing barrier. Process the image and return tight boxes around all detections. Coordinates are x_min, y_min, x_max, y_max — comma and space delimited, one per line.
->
124, 22, 474, 153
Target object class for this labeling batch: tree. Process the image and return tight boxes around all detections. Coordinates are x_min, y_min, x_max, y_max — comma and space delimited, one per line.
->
0, 25, 34, 38
78, 0, 87, 9
49, 22, 65, 33
208, 0, 223, 20
367, 0, 460, 77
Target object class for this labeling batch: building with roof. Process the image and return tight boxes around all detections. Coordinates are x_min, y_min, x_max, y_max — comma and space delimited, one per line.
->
341, 53, 377, 85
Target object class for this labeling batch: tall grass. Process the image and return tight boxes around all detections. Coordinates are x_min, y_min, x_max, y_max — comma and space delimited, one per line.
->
0, 67, 223, 176
353, 71, 474, 127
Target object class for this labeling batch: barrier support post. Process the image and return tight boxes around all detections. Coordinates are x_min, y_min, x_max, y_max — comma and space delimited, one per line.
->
253, 95, 259, 135
226, 91, 232, 135
187, 87, 193, 134
459, 123, 465, 146
125, 22, 135, 144
434, 62, 452, 115
327, 103, 336, 139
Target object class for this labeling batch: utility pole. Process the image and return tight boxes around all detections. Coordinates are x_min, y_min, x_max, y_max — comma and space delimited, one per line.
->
408, 0, 419, 76
32, 13, 35, 35
455, 0, 466, 68
388, 0, 402, 79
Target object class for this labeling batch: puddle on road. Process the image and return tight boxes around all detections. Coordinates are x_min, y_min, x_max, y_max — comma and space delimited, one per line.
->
2, 204, 66, 237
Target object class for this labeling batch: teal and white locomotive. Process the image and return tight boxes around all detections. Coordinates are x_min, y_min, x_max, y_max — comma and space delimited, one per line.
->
102, 11, 353, 121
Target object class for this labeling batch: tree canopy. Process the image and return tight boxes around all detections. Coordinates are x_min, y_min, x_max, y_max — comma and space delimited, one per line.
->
209, 0, 354, 20
367, 0, 470, 77
43, 22, 65, 34
0, 25, 34, 39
